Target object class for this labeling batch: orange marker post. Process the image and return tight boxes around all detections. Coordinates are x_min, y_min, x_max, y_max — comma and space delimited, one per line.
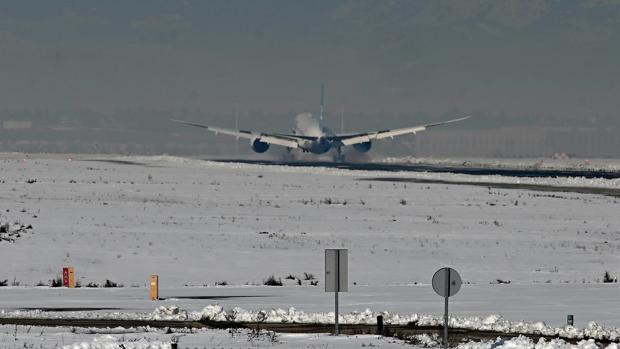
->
150, 275, 159, 300
68, 268, 75, 288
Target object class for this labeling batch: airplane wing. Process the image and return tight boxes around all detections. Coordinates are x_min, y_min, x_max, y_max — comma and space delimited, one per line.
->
170, 119, 301, 149
333, 115, 471, 146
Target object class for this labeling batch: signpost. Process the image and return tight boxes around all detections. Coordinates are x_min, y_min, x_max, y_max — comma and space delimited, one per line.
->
432, 267, 462, 349
62, 267, 75, 288
150, 275, 159, 300
325, 249, 348, 335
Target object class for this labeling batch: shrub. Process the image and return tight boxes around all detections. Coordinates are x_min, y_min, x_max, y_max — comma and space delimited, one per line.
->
215, 280, 228, 286
491, 279, 511, 284
303, 272, 315, 280
0, 279, 8, 287
603, 271, 616, 283
104, 279, 121, 288
310, 280, 319, 286
284, 274, 296, 280
50, 276, 63, 287
85, 282, 99, 288
399, 199, 407, 205
263, 275, 283, 286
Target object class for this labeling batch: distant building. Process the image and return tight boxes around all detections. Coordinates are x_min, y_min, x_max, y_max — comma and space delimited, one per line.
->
2, 121, 33, 130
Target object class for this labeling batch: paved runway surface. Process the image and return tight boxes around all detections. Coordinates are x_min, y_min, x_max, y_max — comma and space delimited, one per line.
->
210, 159, 620, 179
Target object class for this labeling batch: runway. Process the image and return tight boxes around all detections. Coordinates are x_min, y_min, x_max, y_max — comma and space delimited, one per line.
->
210, 159, 620, 179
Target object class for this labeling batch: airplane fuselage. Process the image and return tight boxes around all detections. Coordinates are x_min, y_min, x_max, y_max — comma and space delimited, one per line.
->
293, 113, 339, 154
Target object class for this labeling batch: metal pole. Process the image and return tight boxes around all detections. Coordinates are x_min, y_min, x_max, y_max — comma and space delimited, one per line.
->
444, 296, 448, 349
444, 268, 451, 349
335, 250, 340, 335
335, 291, 339, 335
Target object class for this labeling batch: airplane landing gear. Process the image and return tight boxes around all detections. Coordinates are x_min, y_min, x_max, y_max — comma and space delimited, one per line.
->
282, 148, 295, 162
333, 148, 345, 163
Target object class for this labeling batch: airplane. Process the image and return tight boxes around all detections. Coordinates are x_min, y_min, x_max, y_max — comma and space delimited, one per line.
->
171, 85, 470, 162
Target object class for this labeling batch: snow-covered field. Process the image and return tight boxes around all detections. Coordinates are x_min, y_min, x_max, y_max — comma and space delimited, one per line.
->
4, 325, 620, 349
0, 324, 417, 348
1, 153, 619, 347
382, 156, 620, 173
2, 324, 619, 349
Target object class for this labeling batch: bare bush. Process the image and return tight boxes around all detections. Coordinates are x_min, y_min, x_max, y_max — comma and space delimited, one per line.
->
104, 279, 123, 288
303, 272, 315, 280
263, 275, 283, 286
603, 271, 617, 283
50, 276, 62, 287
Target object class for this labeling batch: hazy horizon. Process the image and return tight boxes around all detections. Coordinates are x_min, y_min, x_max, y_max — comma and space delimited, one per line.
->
1, 1, 619, 157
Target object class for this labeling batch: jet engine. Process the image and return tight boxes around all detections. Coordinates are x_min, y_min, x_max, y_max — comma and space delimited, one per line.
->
251, 139, 270, 153
353, 141, 372, 153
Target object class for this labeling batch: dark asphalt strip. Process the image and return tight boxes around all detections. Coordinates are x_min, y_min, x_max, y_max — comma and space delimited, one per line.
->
210, 159, 620, 180
360, 177, 620, 198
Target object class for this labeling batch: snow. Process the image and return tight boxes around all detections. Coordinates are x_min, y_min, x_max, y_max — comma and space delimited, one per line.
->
2, 283, 620, 328
142, 155, 620, 188
198, 305, 620, 340
382, 157, 620, 173
2, 324, 620, 349
1, 153, 620, 345
0, 324, 414, 348
2, 303, 620, 341
2, 154, 619, 288
0, 325, 171, 349
455, 336, 618, 349
61, 335, 169, 349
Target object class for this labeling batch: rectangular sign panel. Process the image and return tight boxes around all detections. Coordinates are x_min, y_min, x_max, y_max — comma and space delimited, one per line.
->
62, 267, 69, 287
325, 249, 348, 292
